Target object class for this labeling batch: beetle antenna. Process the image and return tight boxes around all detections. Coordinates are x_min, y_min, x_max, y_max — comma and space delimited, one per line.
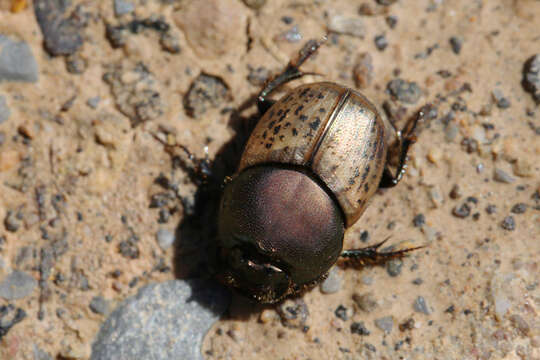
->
340, 237, 426, 267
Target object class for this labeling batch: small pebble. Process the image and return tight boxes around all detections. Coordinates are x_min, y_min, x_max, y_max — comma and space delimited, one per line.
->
509, 314, 529, 336
452, 203, 471, 218
412, 278, 423, 285
386, 259, 403, 277
486, 204, 497, 214
449, 184, 461, 199
413, 296, 430, 314
334, 305, 349, 321
4, 211, 21, 232
399, 318, 415, 331
412, 214, 425, 227
386, 78, 422, 104
374, 316, 393, 334
114, 0, 135, 17
510, 203, 527, 214
0, 35, 39, 83
500, 216, 515, 231
493, 168, 515, 183
320, 267, 342, 294
89, 296, 109, 315
350, 321, 370, 336
374, 34, 388, 51
86, 97, 100, 109
327, 15, 365, 38
492, 89, 511, 109
352, 53, 373, 89
277, 299, 309, 329
449, 36, 463, 54
513, 158, 534, 177
353, 292, 378, 312
156, 228, 175, 250
0, 270, 37, 300
385, 15, 398, 28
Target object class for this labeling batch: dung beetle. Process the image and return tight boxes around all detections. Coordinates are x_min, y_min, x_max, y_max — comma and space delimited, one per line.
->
216, 38, 424, 304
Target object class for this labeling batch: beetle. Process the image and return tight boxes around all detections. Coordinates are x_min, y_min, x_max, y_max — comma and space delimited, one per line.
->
215, 38, 424, 304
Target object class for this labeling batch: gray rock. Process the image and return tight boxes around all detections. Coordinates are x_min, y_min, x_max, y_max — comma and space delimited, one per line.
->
89, 296, 110, 315
0, 95, 10, 123
413, 296, 430, 314
114, 0, 135, 17
91, 279, 230, 360
327, 15, 364, 38
33, 344, 52, 360
374, 316, 393, 334
156, 228, 175, 250
493, 168, 515, 184
0, 270, 37, 300
0, 35, 38, 83
320, 266, 342, 294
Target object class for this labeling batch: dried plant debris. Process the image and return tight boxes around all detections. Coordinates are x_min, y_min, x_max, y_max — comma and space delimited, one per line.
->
103, 62, 166, 126
183, 73, 232, 118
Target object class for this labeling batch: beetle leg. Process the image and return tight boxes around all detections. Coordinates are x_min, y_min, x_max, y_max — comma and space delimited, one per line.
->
258, 37, 327, 114
340, 237, 424, 267
378, 106, 426, 188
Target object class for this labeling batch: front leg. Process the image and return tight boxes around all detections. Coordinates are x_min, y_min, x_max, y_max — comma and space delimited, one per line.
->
257, 37, 326, 115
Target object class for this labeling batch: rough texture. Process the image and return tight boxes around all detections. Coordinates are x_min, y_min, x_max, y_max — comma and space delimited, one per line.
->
91, 280, 230, 360
0, 1, 539, 359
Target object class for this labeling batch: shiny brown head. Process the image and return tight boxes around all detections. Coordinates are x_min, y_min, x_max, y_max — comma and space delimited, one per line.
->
217, 165, 344, 303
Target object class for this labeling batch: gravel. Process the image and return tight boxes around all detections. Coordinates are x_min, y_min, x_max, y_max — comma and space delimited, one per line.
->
327, 15, 365, 38
320, 266, 342, 294
91, 279, 230, 360
500, 216, 515, 231
89, 296, 110, 315
0, 35, 39, 83
413, 296, 431, 314
374, 316, 394, 334
114, 0, 135, 17
0, 271, 37, 300
386, 79, 422, 104
350, 321, 370, 336
156, 228, 175, 250
449, 36, 463, 54
386, 258, 403, 277
493, 168, 515, 183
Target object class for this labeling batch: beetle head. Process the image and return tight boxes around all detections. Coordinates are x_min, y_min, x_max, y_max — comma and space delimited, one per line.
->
217, 165, 344, 303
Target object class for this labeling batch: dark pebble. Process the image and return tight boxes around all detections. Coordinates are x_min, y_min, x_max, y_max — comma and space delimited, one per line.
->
522, 54, 540, 104
412, 277, 423, 285
160, 32, 181, 54
452, 203, 471, 218
374, 34, 388, 51
412, 214, 425, 227
34, 0, 84, 56
385, 15, 398, 28
118, 239, 140, 259
334, 305, 349, 321
89, 296, 109, 315
386, 258, 403, 277
486, 204, 497, 214
376, 0, 397, 5
65, 54, 87, 74
353, 292, 378, 312
4, 210, 21, 232
350, 321, 370, 336
510, 203, 527, 214
0, 305, 26, 341
500, 216, 516, 231
449, 36, 463, 54
449, 184, 461, 199
242, 0, 266, 9
387, 78, 422, 104
445, 305, 455, 313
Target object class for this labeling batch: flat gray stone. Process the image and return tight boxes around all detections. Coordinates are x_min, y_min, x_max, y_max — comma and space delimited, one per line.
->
0, 95, 10, 123
91, 279, 230, 360
156, 228, 175, 250
0, 35, 38, 83
0, 270, 37, 300
114, 0, 135, 16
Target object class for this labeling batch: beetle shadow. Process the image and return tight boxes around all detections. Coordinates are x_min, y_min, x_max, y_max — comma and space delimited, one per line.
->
171, 95, 270, 318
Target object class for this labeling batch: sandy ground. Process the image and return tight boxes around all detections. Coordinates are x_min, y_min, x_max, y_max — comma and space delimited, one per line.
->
0, 0, 539, 359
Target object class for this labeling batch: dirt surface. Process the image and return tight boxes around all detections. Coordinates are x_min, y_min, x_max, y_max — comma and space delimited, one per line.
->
0, 0, 539, 359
